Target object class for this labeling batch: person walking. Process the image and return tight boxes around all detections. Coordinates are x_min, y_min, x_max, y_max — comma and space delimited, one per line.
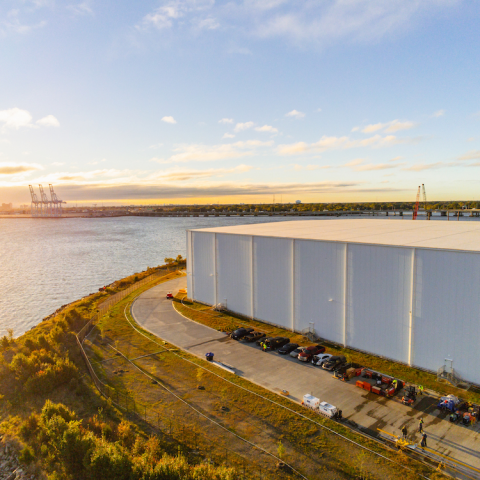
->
421, 433, 427, 448
418, 418, 424, 433
401, 425, 408, 440
419, 385, 424, 395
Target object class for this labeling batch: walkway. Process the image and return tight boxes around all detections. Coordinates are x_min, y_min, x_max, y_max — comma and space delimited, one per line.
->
132, 277, 480, 476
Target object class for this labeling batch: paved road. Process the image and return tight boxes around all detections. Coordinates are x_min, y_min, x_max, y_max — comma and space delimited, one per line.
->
132, 276, 480, 476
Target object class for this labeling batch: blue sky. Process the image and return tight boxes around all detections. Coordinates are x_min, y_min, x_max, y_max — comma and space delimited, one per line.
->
1, 0, 479, 205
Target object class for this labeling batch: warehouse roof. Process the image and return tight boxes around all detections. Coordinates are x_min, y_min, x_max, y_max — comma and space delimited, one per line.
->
192, 219, 480, 252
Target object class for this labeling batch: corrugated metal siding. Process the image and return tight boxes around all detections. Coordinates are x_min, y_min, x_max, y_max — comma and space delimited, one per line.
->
253, 236, 293, 329
346, 244, 412, 364
186, 230, 193, 298
413, 250, 480, 384
216, 233, 252, 317
294, 240, 345, 344
192, 231, 216, 305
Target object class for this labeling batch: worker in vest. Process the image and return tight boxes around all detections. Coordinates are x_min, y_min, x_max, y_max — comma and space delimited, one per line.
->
263, 342, 267, 352
419, 385, 424, 395
418, 418, 424, 433
392, 379, 398, 389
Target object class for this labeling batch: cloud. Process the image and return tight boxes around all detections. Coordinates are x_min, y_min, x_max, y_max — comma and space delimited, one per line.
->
344, 158, 403, 171
359, 119, 416, 134
389, 156, 403, 162
277, 134, 404, 155
0, 162, 42, 175
137, 0, 217, 31
345, 158, 364, 167
255, 125, 278, 133
285, 110, 305, 119
148, 143, 164, 149
432, 109, 445, 118
0, 108, 34, 130
219, 118, 234, 124
161, 116, 177, 124
234, 121, 254, 132
402, 162, 445, 171
292, 164, 330, 171
36, 115, 60, 127
150, 140, 272, 164
458, 150, 480, 161
155, 164, 253, 182
67, 2, 93, 16
222, 133, 235, 139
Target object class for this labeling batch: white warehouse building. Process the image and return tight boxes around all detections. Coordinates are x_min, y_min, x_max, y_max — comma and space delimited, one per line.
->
186, 219, 480, 385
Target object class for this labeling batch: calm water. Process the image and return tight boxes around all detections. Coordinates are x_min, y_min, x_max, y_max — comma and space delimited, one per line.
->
0, 216, 312, 336
1, 214, 477, 337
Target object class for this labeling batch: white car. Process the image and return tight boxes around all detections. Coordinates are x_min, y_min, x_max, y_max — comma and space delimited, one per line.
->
311, 353, 332, 366
290, 346, 307, 358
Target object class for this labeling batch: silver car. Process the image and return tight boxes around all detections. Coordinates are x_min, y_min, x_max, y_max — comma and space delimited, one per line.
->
312, 353, 332, 366
290, 346, 307, 358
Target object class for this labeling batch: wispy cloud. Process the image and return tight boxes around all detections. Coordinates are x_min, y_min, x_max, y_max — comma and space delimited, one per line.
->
161, 116, 177, 124
0, 108, 34, 130
285, 110, 304, 119
154, 164, 253, 181
358, 119, 416, 134
278, 134, 406, 155
0, 162, 42, 175
292, 164, 330, 171
222, 133, 235, 139
234, 121, 254, 132
219, 118, 234, 124
431, 109, 445, 118
255, 124, 278, 133
67, 2, 93, 16
150, 140, 272, 164
458, 150, 480, 161
36, 115, 60, 127
402, 162, 445, 171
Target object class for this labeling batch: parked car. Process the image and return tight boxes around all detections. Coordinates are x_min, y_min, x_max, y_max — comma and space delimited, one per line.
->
312, 353, 332, 366
263, 337, 290, 351
244, 331, 266, 343
231, 327, 254, 340
277, 343, 299, 355
322, 355, 347, 371
290, 346, 307, 358
298, 345, 326, 363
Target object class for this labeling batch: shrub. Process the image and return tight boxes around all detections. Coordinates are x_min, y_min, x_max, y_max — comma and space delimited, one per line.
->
87, 442, 133, 480
19, 413, 39, 440
19, 445, 35, 464
117, 420, 135, 448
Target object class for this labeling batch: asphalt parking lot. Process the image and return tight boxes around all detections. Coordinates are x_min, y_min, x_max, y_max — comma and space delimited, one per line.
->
132, 276, 480, 474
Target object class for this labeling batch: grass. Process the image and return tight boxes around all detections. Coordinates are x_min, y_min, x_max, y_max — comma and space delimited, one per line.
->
81, 285, 450, 480
174, 295, 480, 404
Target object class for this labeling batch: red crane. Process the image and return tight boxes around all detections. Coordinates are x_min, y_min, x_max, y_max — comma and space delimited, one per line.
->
413, 185, 421, 220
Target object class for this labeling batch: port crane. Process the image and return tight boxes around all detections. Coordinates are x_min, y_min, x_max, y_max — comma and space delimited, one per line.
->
49, 184, 65, 216
413, 185, 421, 220
422, 184, 427, 211
28, 185, 41, 217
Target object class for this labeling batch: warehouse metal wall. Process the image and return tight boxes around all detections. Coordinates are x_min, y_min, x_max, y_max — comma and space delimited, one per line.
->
216, 233, 253, 317
413, 249, 480, 384
253, 236, 293, 329
295, 240, 345, 344
186, 230, 193, 298
188, 230, 480, 384
346, 245, 413, 364
191, 231, 216, 305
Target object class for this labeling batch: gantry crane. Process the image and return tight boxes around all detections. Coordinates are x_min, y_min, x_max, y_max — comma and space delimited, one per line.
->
413, 186, 421, 220
28, 185, 40, 217
38, 184, 51, 216
49, 184, 65, 217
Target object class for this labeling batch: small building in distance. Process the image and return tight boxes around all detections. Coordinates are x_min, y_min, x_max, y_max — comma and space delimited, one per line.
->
0, 203, 13, 212
187, 219, 480, 385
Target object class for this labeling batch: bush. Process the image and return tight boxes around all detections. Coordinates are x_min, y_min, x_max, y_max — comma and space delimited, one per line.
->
117, 420, 135, 448
19, 413, 39, 440
19, 445, 35, 464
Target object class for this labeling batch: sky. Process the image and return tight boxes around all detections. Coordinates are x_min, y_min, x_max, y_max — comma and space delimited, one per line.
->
0, 0, 480, 206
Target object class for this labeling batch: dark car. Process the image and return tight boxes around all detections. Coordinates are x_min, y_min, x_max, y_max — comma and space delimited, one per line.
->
298, 345, 326, 362
244, 331, 266, 343
263, 337, 290, 351
322, 355, 347, 371
231, 327, 254, 340
257, 336, 272, 347
277, 343, 299, 355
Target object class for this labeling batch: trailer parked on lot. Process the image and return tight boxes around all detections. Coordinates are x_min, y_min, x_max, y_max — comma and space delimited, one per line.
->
302, 394, 342, 419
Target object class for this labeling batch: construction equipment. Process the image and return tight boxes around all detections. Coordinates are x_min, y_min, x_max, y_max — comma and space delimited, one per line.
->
413, 186, 421, 220
39, 184, 51, 216
49, 184, 65, 217
28, 185, 41, 217
422, 184, 427, 210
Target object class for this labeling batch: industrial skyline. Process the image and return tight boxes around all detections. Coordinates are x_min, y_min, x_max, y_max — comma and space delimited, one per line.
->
1, 1, 479, 205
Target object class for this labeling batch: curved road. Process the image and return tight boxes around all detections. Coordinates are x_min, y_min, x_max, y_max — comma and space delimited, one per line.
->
132, 276, 480, 475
